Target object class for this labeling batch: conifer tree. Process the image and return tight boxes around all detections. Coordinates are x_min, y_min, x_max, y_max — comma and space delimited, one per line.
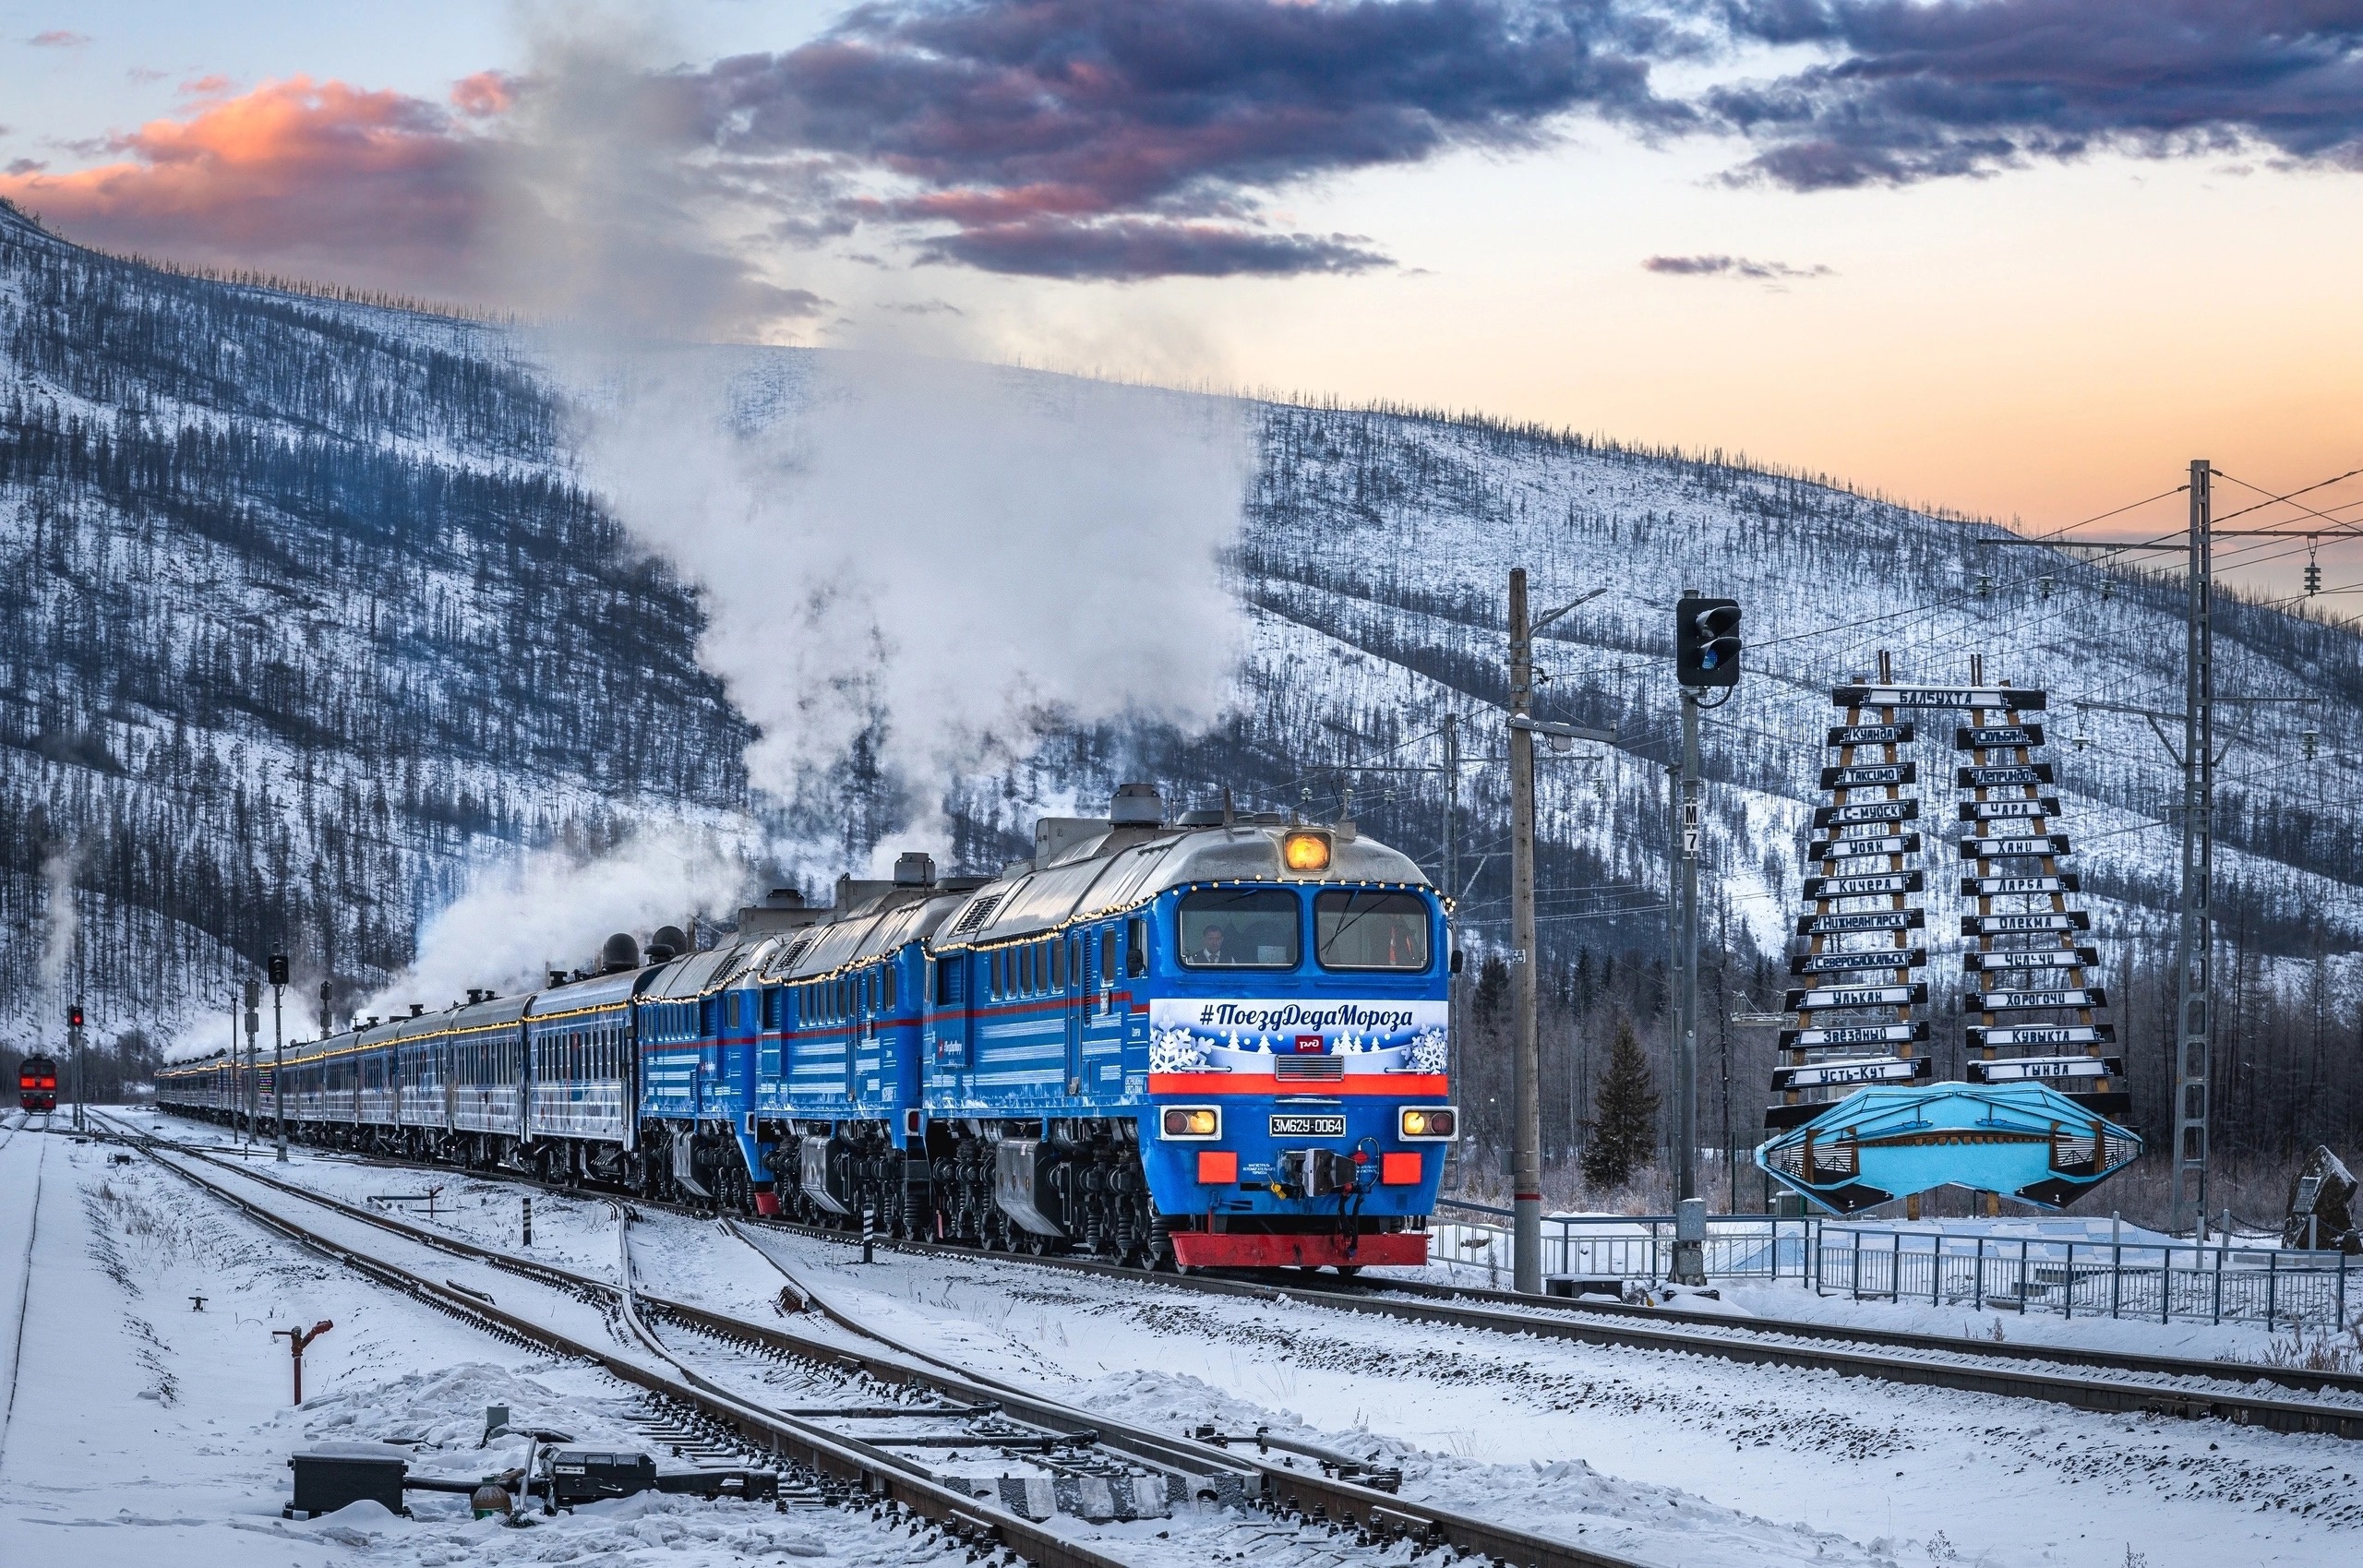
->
1582, 1014, 1660, 1191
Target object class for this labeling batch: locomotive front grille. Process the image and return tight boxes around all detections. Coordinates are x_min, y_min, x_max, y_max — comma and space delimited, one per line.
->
1274, 1056, 1344, 1082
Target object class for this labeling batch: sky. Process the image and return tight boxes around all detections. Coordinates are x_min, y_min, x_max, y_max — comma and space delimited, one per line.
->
3, 1, 2361, 604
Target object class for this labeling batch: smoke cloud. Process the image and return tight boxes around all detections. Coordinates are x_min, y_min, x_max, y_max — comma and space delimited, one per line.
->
582, 349, 1251, 856
357, 827, 751, 1019
485, 14, 823, 340
39, 844, 78, 1014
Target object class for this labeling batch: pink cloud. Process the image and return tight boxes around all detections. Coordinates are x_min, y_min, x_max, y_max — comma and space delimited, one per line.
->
450, 70, 515, 119
0, 76, 490, 293
29, 30, 90, 48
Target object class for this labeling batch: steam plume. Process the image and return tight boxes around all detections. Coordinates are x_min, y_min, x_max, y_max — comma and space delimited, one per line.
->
356, 827, 750, 1019
582, 350, 1250, 846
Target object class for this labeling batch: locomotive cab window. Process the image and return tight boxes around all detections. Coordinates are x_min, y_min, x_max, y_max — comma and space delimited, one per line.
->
1176, 888, 1300, 968
1314, 891, 1432, 972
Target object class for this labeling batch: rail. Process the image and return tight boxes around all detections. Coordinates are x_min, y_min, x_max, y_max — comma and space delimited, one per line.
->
103, 1114, 1661, 1568
126, 1111, 2363, 1431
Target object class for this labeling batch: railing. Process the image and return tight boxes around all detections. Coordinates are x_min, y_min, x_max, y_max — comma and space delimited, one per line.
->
1815, 1225, 2357, 1329
1429, 1200, 1817, 1284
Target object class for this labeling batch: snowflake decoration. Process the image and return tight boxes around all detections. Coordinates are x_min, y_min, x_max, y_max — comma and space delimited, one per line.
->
1148, 1028, 1210, 1073
1407, 1027, 1449, 1075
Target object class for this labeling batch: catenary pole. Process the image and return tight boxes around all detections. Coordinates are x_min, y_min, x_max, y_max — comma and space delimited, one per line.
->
1442, 712, 1460, 1089
1507, 569, 1543, 1294
1672, 685, 1706, 1284
271, 964, 286, 1163
2171, 461, 2213, 1236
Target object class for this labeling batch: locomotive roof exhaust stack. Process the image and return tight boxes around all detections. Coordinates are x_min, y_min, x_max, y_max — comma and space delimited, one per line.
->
1110, 782, 1164, 826
599, 933, 641, 974
738, 887, 826, 936
894, 852, 935, 887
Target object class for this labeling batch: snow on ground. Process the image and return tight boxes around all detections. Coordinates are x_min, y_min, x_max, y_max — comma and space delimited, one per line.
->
0, 1113, 948, 1568
732, 1225, 2363, 1568
100, 1112, 2363, 1565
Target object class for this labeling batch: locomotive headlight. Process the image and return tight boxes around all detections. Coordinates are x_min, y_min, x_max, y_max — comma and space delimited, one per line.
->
1281, 831, 1332, 872
1160, 1106, 1221, 1139
1399, 1107, 1457, 1141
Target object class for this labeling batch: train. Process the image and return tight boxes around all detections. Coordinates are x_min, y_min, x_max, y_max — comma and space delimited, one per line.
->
158, 785, 1458, 1271
18, 1054, 56, 1112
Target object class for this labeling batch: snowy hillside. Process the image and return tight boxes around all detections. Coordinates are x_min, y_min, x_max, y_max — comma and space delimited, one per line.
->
6, 199, 2360, 1148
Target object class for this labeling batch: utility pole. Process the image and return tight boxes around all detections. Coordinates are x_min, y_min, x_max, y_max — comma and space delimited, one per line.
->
1662, 761, 1681, 1177
1676, 688, 1701, 1200
1507, 569, 1542, 1295
1442, 712, 1461, 1093
68, 1001, 86, 1132
243, 978, 261, 1150
232, 992, 245, 1143
1504, 569, 1613, 1293
270, 954, 289, 1162
2171, 461, 2213, 1237
1671, 592, 1741, 1285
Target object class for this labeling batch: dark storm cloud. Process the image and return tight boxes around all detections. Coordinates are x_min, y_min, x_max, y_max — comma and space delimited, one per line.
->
692, 0, 1697, 279
1710, 0, 2363, 189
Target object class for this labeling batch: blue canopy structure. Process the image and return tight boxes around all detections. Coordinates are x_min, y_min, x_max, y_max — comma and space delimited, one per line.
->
1756, 1082, 2142, 1214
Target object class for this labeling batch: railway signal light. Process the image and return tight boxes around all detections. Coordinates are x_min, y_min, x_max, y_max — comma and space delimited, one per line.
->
66, 1002, 83, 1029
1675, 594, 1743, 688
269, 953, 290, 986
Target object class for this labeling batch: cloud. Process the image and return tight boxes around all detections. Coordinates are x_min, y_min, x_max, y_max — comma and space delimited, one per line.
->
691, 0, 1697, 279
1643, 251, 1833, 279
450, 69, 516, 118
0, 76, 488, 293
1712, 0, 2363, 189
918, 217, 1390, 279
29, 30, 89, 48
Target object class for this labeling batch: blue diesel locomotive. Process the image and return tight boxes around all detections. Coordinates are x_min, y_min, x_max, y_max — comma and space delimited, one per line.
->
158, 785, 1457, 1271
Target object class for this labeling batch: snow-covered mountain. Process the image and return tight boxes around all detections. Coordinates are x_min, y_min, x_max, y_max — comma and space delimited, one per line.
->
6, 199, 2358, 1145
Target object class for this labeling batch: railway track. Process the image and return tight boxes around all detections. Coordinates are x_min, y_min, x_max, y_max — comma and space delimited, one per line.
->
102, 1112, 1663, 1568
0, 1111, 47, 1466
121, 1113, 2363, 1440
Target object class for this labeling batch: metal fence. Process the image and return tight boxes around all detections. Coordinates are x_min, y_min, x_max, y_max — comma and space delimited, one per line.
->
1813, 1226, 2357, 1329
1429, 1201, 1817, 1284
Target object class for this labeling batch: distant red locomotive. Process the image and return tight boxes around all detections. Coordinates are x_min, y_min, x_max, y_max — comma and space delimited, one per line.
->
18, 1055, 57, 1112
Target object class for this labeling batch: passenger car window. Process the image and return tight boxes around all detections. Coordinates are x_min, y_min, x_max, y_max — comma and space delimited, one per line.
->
1176, 888, 1300, 968
1315, 891, 1432, 971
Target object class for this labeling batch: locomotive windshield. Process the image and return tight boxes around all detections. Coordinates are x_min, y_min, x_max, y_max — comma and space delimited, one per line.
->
1176, 888, 1300, 968
1314, 891, 1431, 971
